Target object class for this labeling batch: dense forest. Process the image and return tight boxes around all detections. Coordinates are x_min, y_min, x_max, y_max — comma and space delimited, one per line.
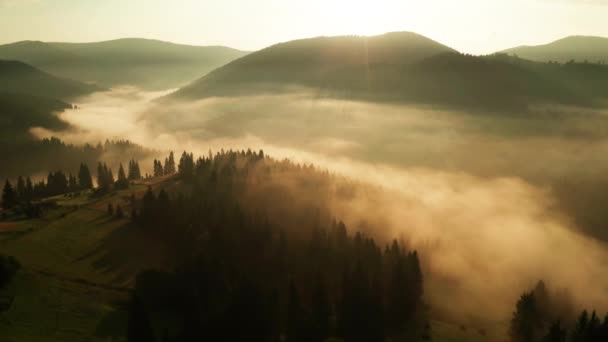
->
510, 281, 608, 342
123, 150, 426, 341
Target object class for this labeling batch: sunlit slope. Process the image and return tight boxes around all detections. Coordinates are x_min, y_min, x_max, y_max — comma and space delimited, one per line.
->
0, 186, 169, 341
170, 32, 608, 111
0, 60, 99, 100
172, 32, 456, 98
500, 35, 608, 63
0, 38, 249, 89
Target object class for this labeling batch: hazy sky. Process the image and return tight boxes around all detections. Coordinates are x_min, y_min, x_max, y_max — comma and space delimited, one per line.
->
1, 0, 607, 54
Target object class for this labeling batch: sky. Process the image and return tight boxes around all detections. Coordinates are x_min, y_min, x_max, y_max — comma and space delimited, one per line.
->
1, 0, 607, 54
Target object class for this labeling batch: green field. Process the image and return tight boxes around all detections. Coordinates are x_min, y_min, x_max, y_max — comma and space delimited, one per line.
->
0, 187, 172, 342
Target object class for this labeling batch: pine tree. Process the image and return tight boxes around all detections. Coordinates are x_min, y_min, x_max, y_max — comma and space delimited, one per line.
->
542, 321, 567, 342
2, 180, 17, 209
16, 176, 25, 200
167, 151, 176, 174
25, 177, 33, 201
163, 157, 170, 175
178, 152, 194, 181
128, 160, 142, 180
78, 163, 93, 189
510, 292, 542, 342
116, 163, 129, 189
68, 173, 78, 192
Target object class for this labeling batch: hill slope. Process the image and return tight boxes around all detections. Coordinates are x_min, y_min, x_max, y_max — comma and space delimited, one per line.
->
0, 92, 71, 141
0, 38, 249, 89
172, 32, 457, 99
0, 60, 99, 100
500, 35, 608, 63
169, 32, 608, 111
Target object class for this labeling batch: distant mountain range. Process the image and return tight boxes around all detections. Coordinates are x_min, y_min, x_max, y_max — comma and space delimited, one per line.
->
500, 36, 608, 63
172, 32, 455, 98
0, 60, 100, 100
169, 32, 608, 111
2, 33, 608, 113
0, 38, 249, 90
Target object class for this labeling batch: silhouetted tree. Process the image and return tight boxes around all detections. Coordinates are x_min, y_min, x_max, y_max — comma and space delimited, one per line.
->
68, 173, 78, 192
510, 291, 542, 342
25, 177, 33, 201
128, 160, 142, 180
16, 176, 25, 200
2, 180, 17, 209
116, 163, 129, 189
542, 321, 566, 342
78, 163, 93, 189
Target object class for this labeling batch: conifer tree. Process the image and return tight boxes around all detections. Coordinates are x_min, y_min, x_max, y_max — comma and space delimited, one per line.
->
167, 151, 176, 174
116, 163, 129, 189
78, 163, 93, 189
2, 180, 17, 209
25, 177, 33, 201
68, 173, 78, 192
16, 176, 25, 200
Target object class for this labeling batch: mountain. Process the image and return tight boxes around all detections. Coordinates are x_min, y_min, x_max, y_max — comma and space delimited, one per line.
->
172, 32, 457, 99
168, 32, 608, 111
0, 38, 249, 89
0, 92, 71, 140
500, 36, 608, 63
0, 60, 99, 100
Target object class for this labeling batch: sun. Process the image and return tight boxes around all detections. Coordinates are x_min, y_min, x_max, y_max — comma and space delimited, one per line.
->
321, 0, 395, 36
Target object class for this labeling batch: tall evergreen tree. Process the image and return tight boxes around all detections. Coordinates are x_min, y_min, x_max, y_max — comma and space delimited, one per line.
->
25, 177, 33, 201
78, 163, 93, 189
16, 176, 25, 200
542, 321, 567, 342
2, 180, 17, 209
68, 173, 78, 192
510, 292, 542, 342
116, 163, 129, 189
167, 151, 176, 174
128, 160, 142, 180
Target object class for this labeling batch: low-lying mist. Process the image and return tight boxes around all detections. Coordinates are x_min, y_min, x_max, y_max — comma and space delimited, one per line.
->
35, 87, 608, 326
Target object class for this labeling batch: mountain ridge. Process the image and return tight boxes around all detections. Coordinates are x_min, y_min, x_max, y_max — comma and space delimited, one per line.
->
0, 38, 249, 89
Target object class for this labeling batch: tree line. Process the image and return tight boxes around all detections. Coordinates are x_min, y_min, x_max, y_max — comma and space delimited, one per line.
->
2, 159, 143, 212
